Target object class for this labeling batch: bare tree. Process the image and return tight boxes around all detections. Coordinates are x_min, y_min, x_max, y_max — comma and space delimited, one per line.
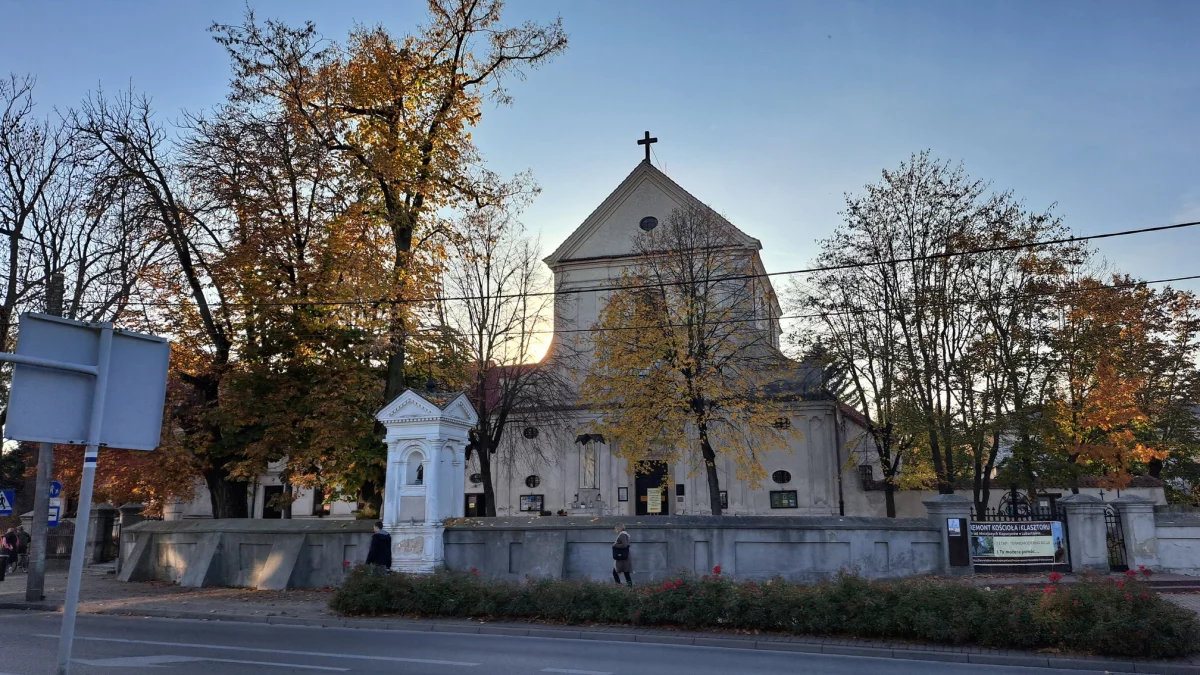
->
74, 89, 248, 516
583, 203, 795, 516
441, 203, 572, 516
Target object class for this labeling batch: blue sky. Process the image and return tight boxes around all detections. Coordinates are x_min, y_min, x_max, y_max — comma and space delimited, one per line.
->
4, 0, 1199, 293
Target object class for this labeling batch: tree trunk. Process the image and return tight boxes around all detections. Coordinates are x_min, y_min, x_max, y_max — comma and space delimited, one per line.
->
205, 467, 249, 519
478, 440, 497, 517
1148, 457, 1163, 479
884, 482, 896, 519
698, 424, 722, 516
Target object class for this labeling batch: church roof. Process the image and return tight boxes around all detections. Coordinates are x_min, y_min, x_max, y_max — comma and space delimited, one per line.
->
544, 161, 761, 267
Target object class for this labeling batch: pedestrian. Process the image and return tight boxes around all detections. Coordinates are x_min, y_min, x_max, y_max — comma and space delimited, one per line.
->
1, 528, 16, 574
15, 526, 30, 572
365, 520, 391, 572
611, 523, 632, 587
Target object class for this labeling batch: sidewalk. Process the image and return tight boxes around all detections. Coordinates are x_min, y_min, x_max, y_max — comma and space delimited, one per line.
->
1, 569, 1198, 674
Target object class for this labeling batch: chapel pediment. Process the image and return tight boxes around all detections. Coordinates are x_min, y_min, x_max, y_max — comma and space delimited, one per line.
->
376, 389, 478, 425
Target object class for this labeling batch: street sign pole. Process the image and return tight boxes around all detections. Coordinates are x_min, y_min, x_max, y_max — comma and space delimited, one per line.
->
55, 325, 112, 675
27, 273, 63, 602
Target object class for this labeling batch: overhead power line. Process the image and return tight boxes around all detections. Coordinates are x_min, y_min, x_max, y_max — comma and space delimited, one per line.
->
80, 218, 1200, 311
235, 272, 1200, 340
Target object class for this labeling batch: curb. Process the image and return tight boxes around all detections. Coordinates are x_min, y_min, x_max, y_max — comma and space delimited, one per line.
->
0, 601, 59, 612
68, 607, 1199, 674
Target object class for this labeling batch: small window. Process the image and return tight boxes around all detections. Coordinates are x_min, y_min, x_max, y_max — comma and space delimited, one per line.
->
773, 417, 791, 429
523, 426, 539, 439
719, 490, 728, 510
469, 473, 483, 485
525, 475, 541, 488
770, 490, 798, 509
771, 470, 792, 485
639, 216, 658, 231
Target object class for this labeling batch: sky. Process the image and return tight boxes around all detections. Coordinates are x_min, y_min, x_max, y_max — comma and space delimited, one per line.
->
4, 0, 1199, 297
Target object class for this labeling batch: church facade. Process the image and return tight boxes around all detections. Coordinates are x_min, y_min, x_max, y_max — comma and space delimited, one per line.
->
467, 159, 874, 519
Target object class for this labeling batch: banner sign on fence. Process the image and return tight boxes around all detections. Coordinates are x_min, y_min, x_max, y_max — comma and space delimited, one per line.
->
970, 521, 1067, 565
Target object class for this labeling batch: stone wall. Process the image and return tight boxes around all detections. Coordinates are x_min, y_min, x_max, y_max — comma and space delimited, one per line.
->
443, 515, 942, 583
1155, 510, 1200, 575
118, 519, 374, 589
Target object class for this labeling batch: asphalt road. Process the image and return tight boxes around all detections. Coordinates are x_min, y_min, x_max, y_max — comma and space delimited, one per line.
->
0, 611, 1117, 675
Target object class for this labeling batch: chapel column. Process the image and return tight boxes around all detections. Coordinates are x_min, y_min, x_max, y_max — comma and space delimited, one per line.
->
424, 447, 440, 525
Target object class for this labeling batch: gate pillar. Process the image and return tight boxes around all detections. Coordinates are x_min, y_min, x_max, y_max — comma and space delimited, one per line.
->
1060, 494, 1110, 573
1111, 495, 1159, 572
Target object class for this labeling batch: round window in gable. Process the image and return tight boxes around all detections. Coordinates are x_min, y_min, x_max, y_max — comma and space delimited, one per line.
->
525, 475, 541, 488
523, 426, 539, 439
639, 216, 658, 232
772, 470, 792, 485
469, 473, 483, 485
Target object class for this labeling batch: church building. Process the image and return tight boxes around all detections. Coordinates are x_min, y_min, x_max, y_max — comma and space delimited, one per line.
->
467, 140, 873, 519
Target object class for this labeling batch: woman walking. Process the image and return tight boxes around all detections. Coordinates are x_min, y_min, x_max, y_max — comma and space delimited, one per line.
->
611, 523, 632, 586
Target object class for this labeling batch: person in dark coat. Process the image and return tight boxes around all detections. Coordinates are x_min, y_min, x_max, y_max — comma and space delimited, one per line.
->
365, 521, 392, 571
611, 523, 632, 586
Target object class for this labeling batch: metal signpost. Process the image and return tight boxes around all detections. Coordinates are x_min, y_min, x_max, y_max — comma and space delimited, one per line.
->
1, 313, 169, 675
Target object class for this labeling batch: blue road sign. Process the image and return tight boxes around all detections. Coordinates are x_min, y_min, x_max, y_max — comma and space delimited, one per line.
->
49, 481, 62, 498
48, 498, 61, 528
0, 489, 13, 516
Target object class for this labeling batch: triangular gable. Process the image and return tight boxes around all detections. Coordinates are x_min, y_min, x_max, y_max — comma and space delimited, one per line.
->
376, 390, 479, 426
376, 390, 441, 423
544, 161, 760, 267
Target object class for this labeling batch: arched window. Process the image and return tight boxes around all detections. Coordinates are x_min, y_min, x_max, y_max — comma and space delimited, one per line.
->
406, 450, 425, 485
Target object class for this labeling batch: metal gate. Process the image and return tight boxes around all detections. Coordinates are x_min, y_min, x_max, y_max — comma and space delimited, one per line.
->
1104, 505, 1129, 572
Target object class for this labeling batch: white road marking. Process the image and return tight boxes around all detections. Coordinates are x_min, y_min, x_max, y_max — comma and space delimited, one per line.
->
74, 654, 347, 670
35, 634, 480, 667
541, 669, 613, 675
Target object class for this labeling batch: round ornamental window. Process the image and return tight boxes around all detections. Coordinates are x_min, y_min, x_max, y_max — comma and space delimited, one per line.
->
523, 426, 539, 439
772, 470, 792, 485
469, 473, 483, 484
639, 216, 659, 232
525, 475, 541, 488
773, 417, 791, 429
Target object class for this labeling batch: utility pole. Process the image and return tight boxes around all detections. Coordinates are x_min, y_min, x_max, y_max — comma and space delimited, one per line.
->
26, 272, 63, 602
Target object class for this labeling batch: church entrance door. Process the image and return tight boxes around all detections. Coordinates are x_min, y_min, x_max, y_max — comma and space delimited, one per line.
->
635, 461, 669, 516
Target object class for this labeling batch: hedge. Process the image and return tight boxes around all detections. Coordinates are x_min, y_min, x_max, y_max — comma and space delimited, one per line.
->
331, 566, 1200, 659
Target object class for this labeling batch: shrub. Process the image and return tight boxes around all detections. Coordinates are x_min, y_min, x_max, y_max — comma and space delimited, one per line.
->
331, 567, 1200, 659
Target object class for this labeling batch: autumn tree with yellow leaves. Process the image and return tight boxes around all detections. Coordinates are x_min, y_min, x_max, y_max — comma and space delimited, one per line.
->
582, 204, 798, 516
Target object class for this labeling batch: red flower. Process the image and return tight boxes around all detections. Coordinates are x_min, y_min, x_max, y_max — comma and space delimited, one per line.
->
1140, 566, 1153, 578
1043, 585, 1056, 594
1125, 593, 1133, 601
471, 567, 480, 577
1124, 569, 1137, 578
1072, 600, 1079, 606
1048, 572, 1063, 583
712, 565, 722, 576
341, 560, 351, 568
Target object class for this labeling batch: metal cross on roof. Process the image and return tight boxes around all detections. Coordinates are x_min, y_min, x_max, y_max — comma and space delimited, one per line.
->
637, 130, 658, 162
